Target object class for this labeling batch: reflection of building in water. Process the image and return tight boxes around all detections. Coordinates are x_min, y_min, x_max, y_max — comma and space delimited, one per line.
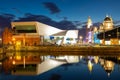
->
100, 58, 115, 76
65, 56, 79, 63
88, 60, 93, 73
100, 59, 105, 67
55, 56, 79, 63
3, 55, 42, 75
37, 59, 67, 74
94, 56, 99, 64
104, 60, 114, 76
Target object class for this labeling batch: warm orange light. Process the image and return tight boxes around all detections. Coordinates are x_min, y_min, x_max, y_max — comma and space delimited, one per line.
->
12, 37, 16, 41
88, 60, 93, 72
79, 36, 83, 39
16, 56, 21, 60
12, 60, 16, 65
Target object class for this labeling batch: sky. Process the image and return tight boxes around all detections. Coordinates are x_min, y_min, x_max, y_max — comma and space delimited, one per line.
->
0, 0, 120, 22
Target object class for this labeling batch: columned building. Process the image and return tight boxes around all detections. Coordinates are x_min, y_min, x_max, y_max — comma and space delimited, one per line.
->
99, 15, 114, 32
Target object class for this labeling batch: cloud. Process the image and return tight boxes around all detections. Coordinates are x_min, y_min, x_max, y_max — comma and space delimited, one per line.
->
15, 13, 77, 30
43, 2, 61, 14
0, 13, 15, 34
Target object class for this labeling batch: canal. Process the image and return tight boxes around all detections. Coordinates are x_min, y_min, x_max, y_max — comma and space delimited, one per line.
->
0, 52, 120, 80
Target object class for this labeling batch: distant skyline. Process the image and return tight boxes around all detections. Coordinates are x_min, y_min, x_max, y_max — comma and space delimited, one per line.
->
0, 0, 120, 22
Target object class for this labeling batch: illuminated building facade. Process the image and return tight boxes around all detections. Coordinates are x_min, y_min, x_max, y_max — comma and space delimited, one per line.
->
11, 21, 63, 46
98, 16, 120, 45
52, 30, 78, 45
86, 16, 93, 43
2, 21, 78, 46
2, 27, 13, 45
93, 27, 100, 44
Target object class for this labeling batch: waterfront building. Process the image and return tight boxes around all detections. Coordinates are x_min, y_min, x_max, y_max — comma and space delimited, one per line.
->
93, 27, 100, 44
97, 16, 120, 45
2, 27, 13, 45
52, 30, 78, 45
2, 21, 78, 46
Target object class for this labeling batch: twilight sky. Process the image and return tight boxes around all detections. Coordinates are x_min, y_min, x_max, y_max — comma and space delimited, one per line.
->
0, 0, 120, 22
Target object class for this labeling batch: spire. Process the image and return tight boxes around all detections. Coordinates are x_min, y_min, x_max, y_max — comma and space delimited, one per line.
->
106, 14, 109, 17
87, 16, 92, 28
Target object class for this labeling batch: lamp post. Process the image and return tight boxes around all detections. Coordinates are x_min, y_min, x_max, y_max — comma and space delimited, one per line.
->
79, 36, 83, 45
12, 60, 16, 73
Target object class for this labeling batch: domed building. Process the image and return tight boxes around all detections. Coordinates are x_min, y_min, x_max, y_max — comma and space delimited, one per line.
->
98, 15, 120, 45
99, 15, 114, 32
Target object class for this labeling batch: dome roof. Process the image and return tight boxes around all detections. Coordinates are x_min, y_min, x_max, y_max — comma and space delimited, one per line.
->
104, 17, 112, 21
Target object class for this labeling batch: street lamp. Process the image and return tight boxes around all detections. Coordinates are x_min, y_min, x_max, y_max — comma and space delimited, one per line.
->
12, 60, 16, 73
79, 36, 83, 45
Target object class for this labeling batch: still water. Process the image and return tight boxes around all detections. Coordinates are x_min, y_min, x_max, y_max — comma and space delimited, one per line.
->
0, 52, 120, 80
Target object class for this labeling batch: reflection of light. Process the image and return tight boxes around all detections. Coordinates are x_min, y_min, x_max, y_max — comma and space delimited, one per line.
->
56, 56, 66, 60
118, 57, 120, 60
12, 60, 16, 65
16, 56, 21, 60
100, 59, 104, 66
37, 59, 66, 74
80, 56, 83, 60
66, 56, 79, 63
88, 60, 93, 72
94, 56, 99, 64
105, 61, 114, 68
104, 60, 114, 76
50, 60, 58, 65
9, 56, 13, 60
16, 41, 21, 46
12, 37, 15, 41
23, 56, 26, 68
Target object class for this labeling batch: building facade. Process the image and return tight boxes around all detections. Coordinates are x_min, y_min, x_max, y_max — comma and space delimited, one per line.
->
2, 21, 78, 46
86, 16, 93, 43
98, 16, 120, 45
2, 27, 13, 45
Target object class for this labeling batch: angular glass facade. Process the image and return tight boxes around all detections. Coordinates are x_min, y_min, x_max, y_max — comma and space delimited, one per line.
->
14, 25, 36, 33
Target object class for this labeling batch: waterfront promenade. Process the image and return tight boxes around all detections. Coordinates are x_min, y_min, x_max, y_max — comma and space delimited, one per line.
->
3, 45, 120, 56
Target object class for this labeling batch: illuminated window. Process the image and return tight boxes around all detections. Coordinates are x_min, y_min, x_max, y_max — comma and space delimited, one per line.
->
105, 41, 111, 45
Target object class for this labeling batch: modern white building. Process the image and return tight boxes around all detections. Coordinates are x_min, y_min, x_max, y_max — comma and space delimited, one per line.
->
11, 21, 78, 46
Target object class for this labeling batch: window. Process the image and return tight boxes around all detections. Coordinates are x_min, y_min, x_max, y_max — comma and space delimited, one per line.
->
15, 25, 36, 33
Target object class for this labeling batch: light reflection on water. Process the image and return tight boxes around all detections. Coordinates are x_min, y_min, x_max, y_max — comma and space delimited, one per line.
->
0, 52, 120, 80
